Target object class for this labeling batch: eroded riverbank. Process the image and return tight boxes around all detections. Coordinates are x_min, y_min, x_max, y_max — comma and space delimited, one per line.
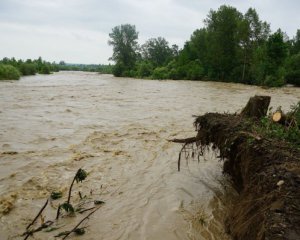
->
0, 72, 299, 239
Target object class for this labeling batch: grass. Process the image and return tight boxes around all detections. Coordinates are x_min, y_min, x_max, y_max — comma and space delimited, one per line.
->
254, 102, 300, 149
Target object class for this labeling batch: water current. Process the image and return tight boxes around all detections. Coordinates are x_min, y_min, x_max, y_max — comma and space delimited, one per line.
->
0, 72, 299, 239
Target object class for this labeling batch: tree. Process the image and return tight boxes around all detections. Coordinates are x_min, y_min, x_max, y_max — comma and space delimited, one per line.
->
108, 24, 139, 76
290, 29, 300, 54
238, 8, 270, 83
141, 37, 173, 67
204, 5, 243, 80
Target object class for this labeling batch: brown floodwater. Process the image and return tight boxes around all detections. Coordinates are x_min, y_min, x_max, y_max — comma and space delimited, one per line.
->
0, 72, 299, 240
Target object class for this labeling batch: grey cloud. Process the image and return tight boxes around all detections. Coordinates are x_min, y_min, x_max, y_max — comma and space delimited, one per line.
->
0, 0, 299, 64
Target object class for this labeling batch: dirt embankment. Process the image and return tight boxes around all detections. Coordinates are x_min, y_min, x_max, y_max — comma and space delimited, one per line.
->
174, 96, 300, 239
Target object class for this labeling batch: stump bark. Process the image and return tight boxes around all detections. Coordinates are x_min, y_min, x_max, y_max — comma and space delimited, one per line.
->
240, 95, 271, 119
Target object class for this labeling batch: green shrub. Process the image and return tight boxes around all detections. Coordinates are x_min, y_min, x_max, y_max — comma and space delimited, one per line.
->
137, 62, 153, 77
19, 63, 37, 76
285, 53, 300, 86
151, 67, 169, 79
263, 67, 286, 87
112, 62, 126, 77
40, 65, 51, 74
285, 70, 300, 86
256, 102, 300, 148
0, 64, 20, 80
186, 61, 204, 80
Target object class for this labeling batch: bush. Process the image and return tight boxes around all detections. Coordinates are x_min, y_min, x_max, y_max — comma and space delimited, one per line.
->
263, 67, 286, 87
0, 64, 20, 80
40, 65, 51, 74
137, 62, 153, 77
186, 61, 204, 80
19, 63, 37, 76
285, 53, 300, 86
285, 70, 300, 86
151, 67, 169, 79
112, 62, 126, 77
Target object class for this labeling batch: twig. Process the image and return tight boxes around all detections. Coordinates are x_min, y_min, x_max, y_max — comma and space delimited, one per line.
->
178, 143, 188, 171
78, 207, 95, 214
79, 191, 83, 199
24, 221, 53, 240
56, 204, 61, 220
26, 199, 49, 230
67, 174, 77, 204
62, 206, 101, 240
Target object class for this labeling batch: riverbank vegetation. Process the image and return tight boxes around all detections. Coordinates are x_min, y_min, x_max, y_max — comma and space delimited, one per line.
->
109, 5, 300, 87
58, 61, 113, 74
0, 58, 113, 80
0, 64, 21, 80
0, 57, 59, 80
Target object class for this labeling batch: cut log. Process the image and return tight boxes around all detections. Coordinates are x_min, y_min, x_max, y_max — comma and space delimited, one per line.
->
272, 111, 298, 128
272, 111, 286, 124
240, 95, 271, 119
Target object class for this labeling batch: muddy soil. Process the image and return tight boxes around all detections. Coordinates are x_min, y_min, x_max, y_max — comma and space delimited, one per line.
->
193, 113, 300, 240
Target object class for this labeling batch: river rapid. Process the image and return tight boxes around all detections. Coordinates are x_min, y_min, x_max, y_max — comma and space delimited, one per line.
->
0, 72, 299, 240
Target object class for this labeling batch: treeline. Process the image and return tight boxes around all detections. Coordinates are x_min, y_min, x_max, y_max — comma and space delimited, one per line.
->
0, 57, 59, 80
109, 5, 300, 87
0, 58, 113, 80
58, 61, 113, 73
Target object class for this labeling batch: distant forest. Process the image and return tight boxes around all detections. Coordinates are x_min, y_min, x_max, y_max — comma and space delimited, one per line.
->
108, 5, 300, 87
0, 57, 112, 80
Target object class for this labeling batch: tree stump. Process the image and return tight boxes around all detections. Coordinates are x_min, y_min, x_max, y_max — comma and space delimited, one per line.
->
240, 95, 271, 119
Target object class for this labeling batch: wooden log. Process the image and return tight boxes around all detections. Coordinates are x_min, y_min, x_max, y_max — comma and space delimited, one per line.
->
240, 95, 271, 119
272, 111, 286, 124
272, 111, 298, 128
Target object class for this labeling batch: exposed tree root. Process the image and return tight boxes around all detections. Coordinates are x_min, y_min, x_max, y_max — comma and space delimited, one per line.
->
172, 96, 300, 240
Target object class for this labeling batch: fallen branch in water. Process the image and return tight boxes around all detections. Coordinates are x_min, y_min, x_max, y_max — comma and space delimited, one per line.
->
24, 221, 54, 240
60, 206, 101, 240
67, 168, 87, 205
178, 143, 188, 172
26, 199, 49, 230
57, 168, 88, 220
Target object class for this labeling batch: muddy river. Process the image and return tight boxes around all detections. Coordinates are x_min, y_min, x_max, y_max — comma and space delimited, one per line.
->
0, 72, 299, 240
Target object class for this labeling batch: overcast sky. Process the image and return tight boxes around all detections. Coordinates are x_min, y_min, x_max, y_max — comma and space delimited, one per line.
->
0, 0, 299, 64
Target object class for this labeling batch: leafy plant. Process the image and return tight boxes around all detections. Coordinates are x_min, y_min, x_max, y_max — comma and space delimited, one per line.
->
75, 169, 87, 183
61, 202, 75, 213
51, 191, 62, 200
254, 102, 300, 148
